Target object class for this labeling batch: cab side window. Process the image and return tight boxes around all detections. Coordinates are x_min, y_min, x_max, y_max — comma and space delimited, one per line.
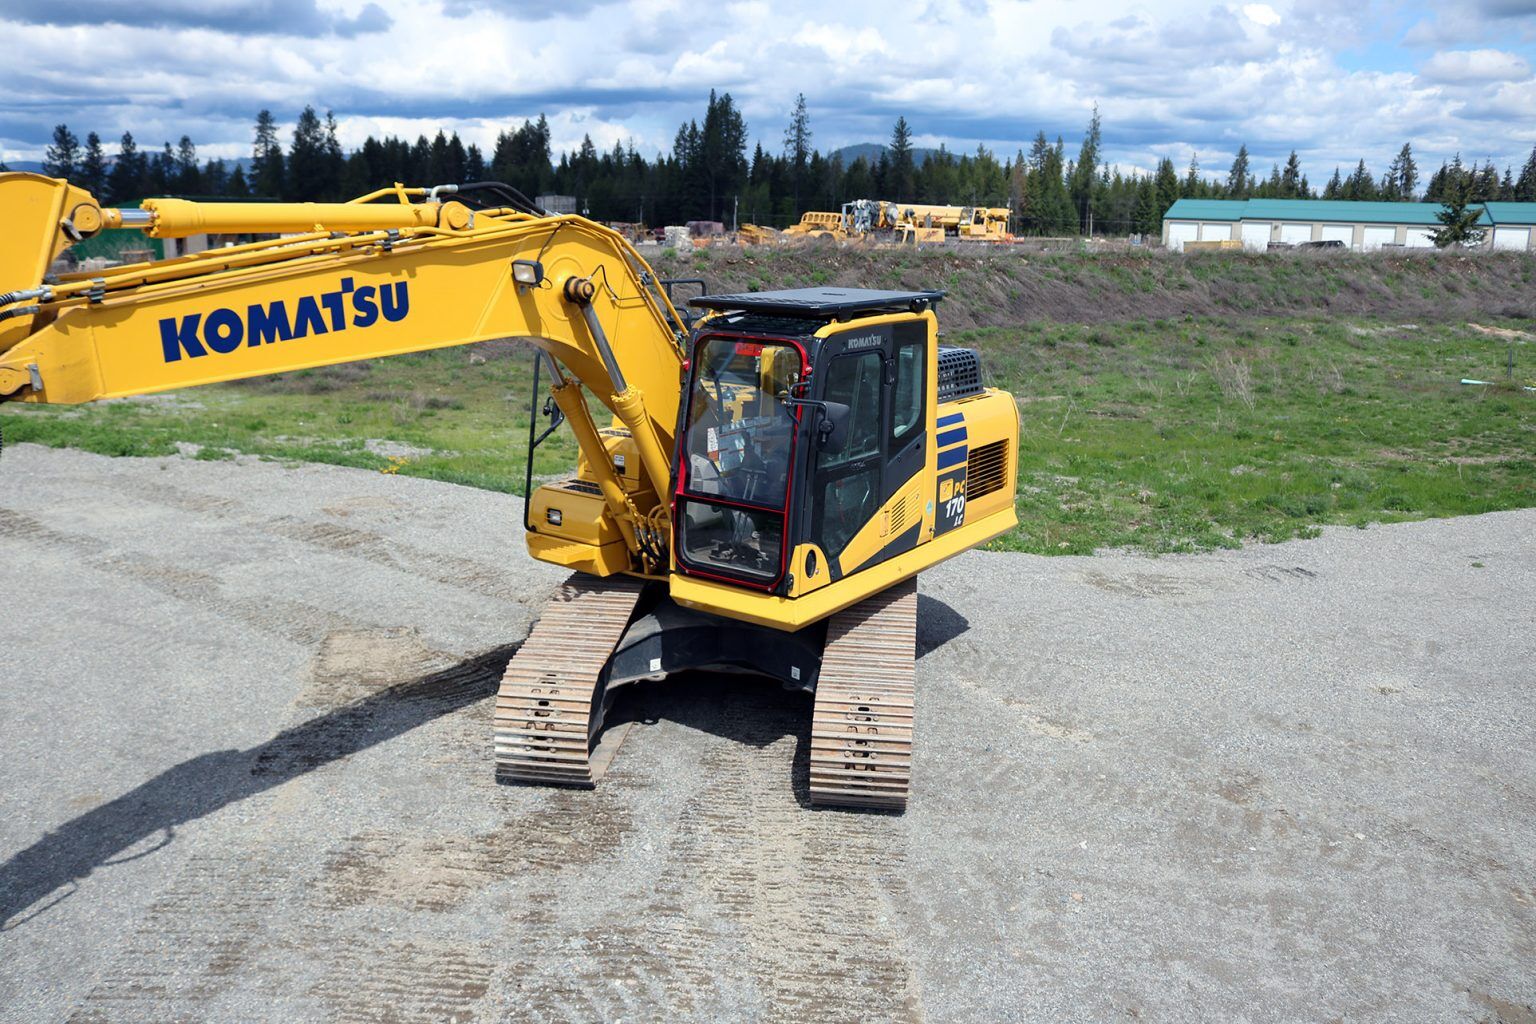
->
891, 339, 923, 445
813, 350, 883, 559
819, 352, 883, 468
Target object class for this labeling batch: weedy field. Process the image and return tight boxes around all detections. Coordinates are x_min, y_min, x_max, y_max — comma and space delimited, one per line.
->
3, 251, 1533, 555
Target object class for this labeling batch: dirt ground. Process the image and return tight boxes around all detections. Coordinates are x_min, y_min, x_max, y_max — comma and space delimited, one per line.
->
1, 444, 1533, 1023
655, 247, 1536, 330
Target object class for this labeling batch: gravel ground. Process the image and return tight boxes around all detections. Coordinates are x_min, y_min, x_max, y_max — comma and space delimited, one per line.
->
0, 443, 1532, 1024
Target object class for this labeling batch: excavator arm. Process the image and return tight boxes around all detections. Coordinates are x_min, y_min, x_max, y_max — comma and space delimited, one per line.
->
0, 172, 687, 574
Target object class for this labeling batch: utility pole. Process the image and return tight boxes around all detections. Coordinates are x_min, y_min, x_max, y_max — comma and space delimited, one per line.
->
732, 195, 739, 232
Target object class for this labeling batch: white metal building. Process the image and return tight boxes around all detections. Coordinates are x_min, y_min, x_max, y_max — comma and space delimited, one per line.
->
1485, 203, 1536, 251
1161, 198, 1534, 252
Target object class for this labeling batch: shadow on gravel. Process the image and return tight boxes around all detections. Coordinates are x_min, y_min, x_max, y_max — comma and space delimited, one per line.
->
615, 672, 815, 807
916, 593, 969, 658
0, 643, 518, 931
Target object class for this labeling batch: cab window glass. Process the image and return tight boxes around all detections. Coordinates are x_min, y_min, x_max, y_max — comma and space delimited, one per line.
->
682, 339, 799, 510
891, 341, 923, 443
817, 351, 882, 470
813, 350, 884, 559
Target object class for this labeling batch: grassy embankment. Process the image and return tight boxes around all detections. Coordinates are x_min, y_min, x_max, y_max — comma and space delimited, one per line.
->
3, 250, 1533, 555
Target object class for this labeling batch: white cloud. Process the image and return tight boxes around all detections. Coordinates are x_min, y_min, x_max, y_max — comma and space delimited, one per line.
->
1421, 48, 1531, 82
1242, 3, 1281, 27
1, 0, 1533, 179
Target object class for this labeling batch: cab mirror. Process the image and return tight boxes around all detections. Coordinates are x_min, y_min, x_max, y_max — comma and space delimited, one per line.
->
818, 401, 851, 453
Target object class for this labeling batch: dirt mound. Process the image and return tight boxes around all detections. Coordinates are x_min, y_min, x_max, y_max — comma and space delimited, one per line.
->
654, 247, 1536, 329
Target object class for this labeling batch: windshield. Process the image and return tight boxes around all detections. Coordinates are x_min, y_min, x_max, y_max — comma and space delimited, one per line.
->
682, 338, 801, 509
678, 336, 802, 584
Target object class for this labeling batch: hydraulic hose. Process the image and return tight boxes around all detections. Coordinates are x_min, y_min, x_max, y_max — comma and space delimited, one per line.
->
0, 287, 50, 309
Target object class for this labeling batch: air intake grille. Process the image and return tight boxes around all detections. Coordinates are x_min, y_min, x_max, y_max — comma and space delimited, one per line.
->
966, 440, 1009, 499
937, 347, 983, 402
885, 489, 918, 537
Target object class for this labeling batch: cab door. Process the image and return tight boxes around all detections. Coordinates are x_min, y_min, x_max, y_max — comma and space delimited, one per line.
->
805, 320, 927, 579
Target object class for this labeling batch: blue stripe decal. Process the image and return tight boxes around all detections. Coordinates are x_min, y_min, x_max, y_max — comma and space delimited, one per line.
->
936, 427, 968, 448
937, 446, 968, 469
937, 412, 965, 428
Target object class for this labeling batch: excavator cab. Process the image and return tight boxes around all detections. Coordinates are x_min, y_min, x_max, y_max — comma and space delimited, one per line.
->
674, 288, 950, 597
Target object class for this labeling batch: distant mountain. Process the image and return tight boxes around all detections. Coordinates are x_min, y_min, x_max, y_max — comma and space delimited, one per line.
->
2, 160, 45, 172
831, 144, 941, 166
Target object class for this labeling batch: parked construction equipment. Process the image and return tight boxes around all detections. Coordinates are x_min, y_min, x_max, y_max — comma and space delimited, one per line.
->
781, 211, 849, 240
0, 172, 1020, 810
893, 204, 1012, 243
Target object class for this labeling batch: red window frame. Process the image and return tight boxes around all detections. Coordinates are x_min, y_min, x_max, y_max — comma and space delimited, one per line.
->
672, 331, 809, 591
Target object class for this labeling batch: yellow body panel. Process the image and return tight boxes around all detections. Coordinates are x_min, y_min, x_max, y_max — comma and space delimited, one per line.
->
671, 501, 1017, 631
528, 482, 624, 547
525, 532, 633, 576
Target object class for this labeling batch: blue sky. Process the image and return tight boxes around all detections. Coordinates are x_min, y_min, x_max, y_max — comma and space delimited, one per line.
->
0, 0, 1532, 182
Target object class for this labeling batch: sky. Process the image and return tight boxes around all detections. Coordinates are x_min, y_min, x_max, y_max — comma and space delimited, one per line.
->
0, 0, 1533, 182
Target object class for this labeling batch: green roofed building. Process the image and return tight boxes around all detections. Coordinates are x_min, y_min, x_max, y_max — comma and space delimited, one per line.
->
1160, 198, 1532, 252
1482, 204, 1536, 251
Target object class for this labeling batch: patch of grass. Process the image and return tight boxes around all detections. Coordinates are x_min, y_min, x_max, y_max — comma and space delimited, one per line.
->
1, 342, 594, 496
957, 317, 1535, 554
3, 318, 1532, 556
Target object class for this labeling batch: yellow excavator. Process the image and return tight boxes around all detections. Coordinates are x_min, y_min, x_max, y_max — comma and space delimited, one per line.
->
0, 172, 1019, 810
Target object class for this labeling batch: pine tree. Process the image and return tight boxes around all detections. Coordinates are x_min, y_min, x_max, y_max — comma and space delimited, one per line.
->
107, 132, 144, 203
699, 91, 747, 222
1431, 155, 1486, 248
889, 116, 915, 202
145, 142, 174, 195
43, 124, 80, 181
1154, 157, 1180, 222
176, 135, 200, 194
1227, 144, 1251, 197
1280, 150, 1302, 198
252, 109, 285, 198
1396, 143, 1418, 199
1343, 159, 1375, 201
340, 149, 372, 198
202, 158, 228, 194
287, 106, 327, 201
1323, 167, 1343, 200
1183, 153, 1201, 197
1425, 161, 1449, 203
429, 130, 452, 184
226, 164, 250, 198
323, 111, 345, 197
79, 132, 107, 198
783, 93, 812, 214
1516, 145, 1536, 202
1132, 176, 1159, 236
1070, 104, 1101, 233
1471, 161, 1499, 203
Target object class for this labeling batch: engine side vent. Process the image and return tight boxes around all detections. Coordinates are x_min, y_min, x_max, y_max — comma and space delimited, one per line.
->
884, 488, 919, 537
936, 347, 984, 402
966, 440, 1009, 500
